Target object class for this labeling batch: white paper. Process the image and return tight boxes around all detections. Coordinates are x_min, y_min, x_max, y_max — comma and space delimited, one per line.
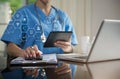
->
10, 57, 46, 64
10, 54, 57, 64
42, 54, 57, 63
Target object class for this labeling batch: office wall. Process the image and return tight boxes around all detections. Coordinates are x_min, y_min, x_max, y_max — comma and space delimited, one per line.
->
0, 2, 11, 56
91, 0, 120, 37
53, 0, 120, 53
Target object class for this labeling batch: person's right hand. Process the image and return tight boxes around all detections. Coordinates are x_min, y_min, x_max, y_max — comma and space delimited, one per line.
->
24, 45, 42, 58
22, 45, 42, 78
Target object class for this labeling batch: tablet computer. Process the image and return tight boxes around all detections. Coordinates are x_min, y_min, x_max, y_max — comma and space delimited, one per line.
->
44, 31, 72, 47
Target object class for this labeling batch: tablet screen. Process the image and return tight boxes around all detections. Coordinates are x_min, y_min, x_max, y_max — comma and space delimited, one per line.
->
44, 31, 72, 47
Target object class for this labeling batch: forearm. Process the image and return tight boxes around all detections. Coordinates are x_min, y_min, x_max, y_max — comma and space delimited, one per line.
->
6, 43, 25, 57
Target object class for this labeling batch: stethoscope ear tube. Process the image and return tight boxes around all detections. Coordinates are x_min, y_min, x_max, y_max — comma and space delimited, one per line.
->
34, 3, 63, 43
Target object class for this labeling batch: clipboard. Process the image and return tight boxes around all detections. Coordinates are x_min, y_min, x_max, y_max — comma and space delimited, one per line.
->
44, 31, 72, 47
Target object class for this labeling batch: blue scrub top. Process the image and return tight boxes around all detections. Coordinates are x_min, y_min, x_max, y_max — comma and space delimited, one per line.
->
1, 4, 78, 54
1, 3, 78, 79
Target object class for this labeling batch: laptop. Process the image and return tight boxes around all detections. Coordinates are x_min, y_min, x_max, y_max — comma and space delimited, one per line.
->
57, 19, 120, 63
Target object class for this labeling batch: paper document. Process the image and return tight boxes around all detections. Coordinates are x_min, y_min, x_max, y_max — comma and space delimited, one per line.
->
42, 54, 57, 62
10, 54, 57, 66
10, 54, 57, 64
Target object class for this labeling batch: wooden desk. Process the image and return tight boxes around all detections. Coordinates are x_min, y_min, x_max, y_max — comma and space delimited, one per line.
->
62, 60, 120, 79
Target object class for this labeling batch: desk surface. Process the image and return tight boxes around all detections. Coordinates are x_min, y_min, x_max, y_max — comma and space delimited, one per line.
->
62, 60, 120, 79
1, 57, 120, 79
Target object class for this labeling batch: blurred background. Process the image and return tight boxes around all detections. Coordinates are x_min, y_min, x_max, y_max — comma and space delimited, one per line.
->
0, 0, 120, 79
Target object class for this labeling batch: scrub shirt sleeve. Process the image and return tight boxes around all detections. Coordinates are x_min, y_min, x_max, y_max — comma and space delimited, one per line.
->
57, 9, 78, 46
64, 13, 78, 46
1, 9, 24, 46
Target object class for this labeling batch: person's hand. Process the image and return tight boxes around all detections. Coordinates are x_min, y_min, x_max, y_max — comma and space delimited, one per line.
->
24, 45, 42, 58
54, 40, 73, 53
23, 68, 40, 78
22, 45, 42, 78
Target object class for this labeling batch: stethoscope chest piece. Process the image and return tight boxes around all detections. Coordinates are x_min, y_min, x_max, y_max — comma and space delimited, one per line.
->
41, 33, 46, 43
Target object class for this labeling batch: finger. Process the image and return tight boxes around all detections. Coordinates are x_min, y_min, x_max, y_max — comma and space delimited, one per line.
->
33, 45, 38, 50
22, 50, 28, 58
33, 45, 43, 56
32, 45, 38, 53
54, 42, 65, 48
30, 46, 37, 58
25, 46, 36, 58
36, 50, 43, 57
25, 47, 32, 57
57, 41, 71, 46
55, 41, 70, 48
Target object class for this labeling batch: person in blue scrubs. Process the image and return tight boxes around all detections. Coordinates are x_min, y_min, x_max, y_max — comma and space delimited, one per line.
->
1, 0, 78, 79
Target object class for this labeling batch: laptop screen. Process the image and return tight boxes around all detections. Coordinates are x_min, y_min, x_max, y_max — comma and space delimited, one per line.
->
88, 19, 120, 62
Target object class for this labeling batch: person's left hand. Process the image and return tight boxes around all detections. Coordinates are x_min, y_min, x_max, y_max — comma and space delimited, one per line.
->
54, 40, 73, 53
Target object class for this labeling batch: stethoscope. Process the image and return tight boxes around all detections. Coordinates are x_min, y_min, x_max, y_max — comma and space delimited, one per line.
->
34, 3, 63, 43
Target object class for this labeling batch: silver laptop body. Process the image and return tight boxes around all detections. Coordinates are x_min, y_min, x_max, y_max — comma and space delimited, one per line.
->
57, 19, 120, 63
